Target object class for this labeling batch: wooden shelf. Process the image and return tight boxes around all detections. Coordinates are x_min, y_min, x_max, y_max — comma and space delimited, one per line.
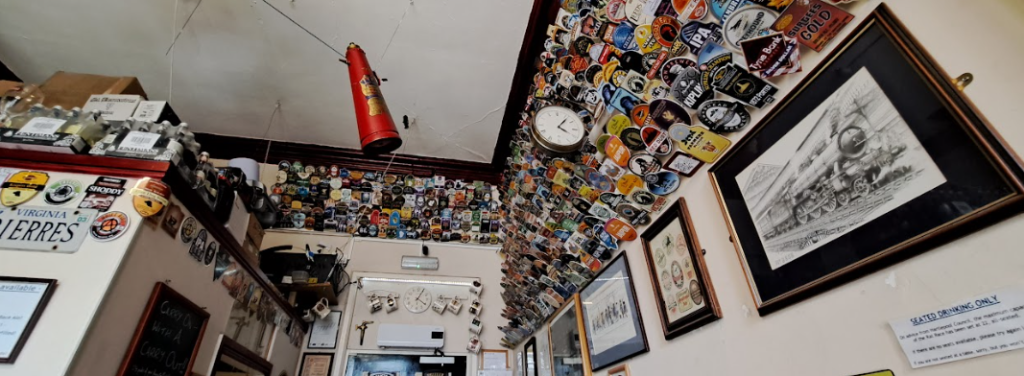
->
276, 282, 339, 305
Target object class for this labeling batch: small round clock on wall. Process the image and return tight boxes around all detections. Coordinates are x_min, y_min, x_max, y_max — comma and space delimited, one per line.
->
403, 286, 432, 314
531, 106, 587, 155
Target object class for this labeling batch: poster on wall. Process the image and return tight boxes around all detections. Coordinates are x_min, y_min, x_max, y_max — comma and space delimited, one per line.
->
307, 311, 341, 349
578, 253, 648, 371
0, 277, 57, 363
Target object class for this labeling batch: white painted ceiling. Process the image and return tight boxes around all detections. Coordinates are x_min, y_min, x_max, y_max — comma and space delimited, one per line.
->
0, 0, 534, 163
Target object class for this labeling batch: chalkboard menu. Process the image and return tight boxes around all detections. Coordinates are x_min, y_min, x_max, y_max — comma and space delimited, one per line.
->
117, 282, 210, 376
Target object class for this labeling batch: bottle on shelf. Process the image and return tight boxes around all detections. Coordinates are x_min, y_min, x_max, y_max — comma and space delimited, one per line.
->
71, 111, 110, 147
6, 103, 46, 129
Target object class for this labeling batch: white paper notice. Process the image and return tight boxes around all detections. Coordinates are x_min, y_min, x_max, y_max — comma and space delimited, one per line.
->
118, 131, 160, 151
478, 371, 512, 376
889, 288, 1024, 368
16, 117, 66, 135
0, 281, 50, 358
482, 351, 508, 369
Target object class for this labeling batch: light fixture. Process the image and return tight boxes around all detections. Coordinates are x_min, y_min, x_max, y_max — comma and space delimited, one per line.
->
401, 256, 440, 270
359, 277, 474, 287
419, 356, 455, 365
346, 43, 403, 154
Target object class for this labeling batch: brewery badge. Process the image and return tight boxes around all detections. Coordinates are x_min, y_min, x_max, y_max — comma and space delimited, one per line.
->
90, 211, 130, 242
722, 6, 778, 50
772, 0, 854, 52
204, 240, 218, 266
130, 177, 171, 217
698, 100, 752, 133
44, 179, 82, 205
712, 64, 777, 108
1, 171, 48, 207
189, 229, 208, 262
180, 216, 199, 244
78, 176, 127, 212
664, 152, 705, 177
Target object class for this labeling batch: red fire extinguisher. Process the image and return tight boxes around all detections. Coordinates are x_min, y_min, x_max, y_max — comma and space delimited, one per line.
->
346, 43, 402, 154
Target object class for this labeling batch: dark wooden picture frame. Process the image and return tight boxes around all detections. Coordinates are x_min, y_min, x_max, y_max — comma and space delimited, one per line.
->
523, 337, 538, 376
577, 253, 648, 372
298, 352, 335, 376
640, 198, 720, 339
0, 276, 57, 364
116, 282, 210, 376
709, 4, 1024, 316
215, 335, 272, 375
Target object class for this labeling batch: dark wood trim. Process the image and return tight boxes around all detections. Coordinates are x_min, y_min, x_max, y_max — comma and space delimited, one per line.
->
216, 335, 273, 374
164, 163, 309, 331
0, 149, 170, 178
194, 133, 501, 184
116, 282, 210, 376
0, 276, 57, 364
493, 0, 562, 171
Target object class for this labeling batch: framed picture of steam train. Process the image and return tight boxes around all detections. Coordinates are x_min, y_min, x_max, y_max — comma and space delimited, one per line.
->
709, 5, 1024, 316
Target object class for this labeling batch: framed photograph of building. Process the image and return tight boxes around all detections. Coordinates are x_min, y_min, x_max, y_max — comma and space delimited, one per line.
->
578, 253, 648, 372
640, 198, 720, 339
709, 4, 1024, 316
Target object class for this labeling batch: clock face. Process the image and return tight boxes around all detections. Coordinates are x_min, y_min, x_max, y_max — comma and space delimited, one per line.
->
403, 286, 432, 314
533, 106, 586, 152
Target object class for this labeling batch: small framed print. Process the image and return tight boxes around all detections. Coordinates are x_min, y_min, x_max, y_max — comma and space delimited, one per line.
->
298, 353, 334, 376
662, 152, 704, 177
608, 364, 630, 376
640, 198, 720, 339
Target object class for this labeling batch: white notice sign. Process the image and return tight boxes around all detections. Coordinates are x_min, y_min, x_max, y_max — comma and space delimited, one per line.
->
889, 288, 1024, 368
0, 281, 52, 359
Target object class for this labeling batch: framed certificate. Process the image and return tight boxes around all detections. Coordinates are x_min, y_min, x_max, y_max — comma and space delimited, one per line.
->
307, 311, 341, 349
299, 353, 334, 376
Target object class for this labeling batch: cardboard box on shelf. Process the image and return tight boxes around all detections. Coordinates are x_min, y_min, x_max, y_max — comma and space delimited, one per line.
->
39, 71, 148, 109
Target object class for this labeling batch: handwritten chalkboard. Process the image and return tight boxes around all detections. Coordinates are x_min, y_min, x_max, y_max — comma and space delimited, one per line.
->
117, 282, 210, 376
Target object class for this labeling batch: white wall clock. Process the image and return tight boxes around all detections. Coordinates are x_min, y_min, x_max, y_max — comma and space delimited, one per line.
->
403, 286, 432, 314
531, 106, 587, 154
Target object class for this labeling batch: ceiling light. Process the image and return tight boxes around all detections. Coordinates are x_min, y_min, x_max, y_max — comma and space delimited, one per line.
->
400, 256, 440, 270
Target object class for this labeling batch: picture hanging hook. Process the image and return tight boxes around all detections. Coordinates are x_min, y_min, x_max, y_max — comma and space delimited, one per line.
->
953, 73, 973, 91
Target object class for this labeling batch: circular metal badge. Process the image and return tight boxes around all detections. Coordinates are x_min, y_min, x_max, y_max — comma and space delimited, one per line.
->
44, 179, 82, 205
645, 171, 681, 195
660, 57, 697, 86
628, 153, 662, 176
723, 6, 778, 50
180, 217, 199, 244
630, 190, 656, 205
668, 123, 692, 141
619, 127, 645, 151
90, 211, 130, 242
698, 100, 751, 133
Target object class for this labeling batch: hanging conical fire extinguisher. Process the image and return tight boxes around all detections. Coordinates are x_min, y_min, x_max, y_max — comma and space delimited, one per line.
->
346, 43, 402, 154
